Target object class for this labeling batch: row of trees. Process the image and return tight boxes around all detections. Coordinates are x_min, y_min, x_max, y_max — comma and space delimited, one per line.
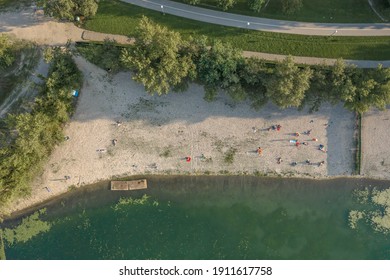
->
184, 0, 302, 14
120, 17, 390, 114
0, 47, 82, 207
43, 0, 98, 20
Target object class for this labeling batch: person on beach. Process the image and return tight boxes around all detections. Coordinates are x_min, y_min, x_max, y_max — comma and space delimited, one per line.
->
277, 124, 281, 131
277, 157, 282, 164
185, 156, 191, 162
257, 147, 263, 156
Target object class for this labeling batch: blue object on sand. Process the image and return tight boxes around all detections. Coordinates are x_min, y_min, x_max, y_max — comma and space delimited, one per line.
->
72, 90, 79, 97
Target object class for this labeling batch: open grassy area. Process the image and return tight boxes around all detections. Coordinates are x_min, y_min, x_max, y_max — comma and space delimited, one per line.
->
372, 0, 390, 20
84, 0, 390, 60
0, 0, 32, 10
171, 0, 381, 23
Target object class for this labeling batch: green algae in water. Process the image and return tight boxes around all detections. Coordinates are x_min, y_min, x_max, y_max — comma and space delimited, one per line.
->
3, 176, 390, 260
349, 187, 390, 234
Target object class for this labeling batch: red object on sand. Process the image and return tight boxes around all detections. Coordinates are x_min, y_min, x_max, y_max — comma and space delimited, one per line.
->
186, 156, 191, 162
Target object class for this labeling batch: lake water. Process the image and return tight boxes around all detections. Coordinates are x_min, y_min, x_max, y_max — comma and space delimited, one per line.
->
2, 176, 390, 260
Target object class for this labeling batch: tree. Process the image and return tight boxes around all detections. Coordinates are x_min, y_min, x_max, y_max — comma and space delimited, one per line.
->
249, 0, 266, 13
301, 64, 338, 112
239, 57, 269, 109
266, 56, 313, 108
196, 40, 243, 101
184, 0, 201, 5
121, 17, 196, 95
281, 0, 303, 15
0, 34, 15, 69
44, 0, 75, 20
217, 0, 237, 11
332, 61, 390, 114
74, 0, 98, 18
44, 0, 98, 20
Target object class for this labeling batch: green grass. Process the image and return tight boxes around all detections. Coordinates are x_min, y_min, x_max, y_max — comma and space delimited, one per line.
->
172, 0, 381, 23
0, 0, 31, 10
372, 0, 390, 20
84, 0, 390, 60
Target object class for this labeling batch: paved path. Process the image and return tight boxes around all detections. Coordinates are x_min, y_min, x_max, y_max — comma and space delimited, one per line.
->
122, 0, 390, 36
1, 7, 389, 68
242, 51, 390, 68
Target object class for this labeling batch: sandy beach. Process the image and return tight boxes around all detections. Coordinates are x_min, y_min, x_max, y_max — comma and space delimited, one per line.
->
361, 108, 390, 179
4, 55, 357, 214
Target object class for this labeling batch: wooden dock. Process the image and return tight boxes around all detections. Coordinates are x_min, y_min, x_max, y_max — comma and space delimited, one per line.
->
110, 179, 147, 191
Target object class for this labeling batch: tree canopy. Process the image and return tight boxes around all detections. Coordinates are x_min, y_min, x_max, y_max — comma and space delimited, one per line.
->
0, 47, 82, 207
0, 34, 15, 69
121, 17, 196, 95
249, 0, 266, 13
217, 0, 237, 11
196, 39, 243, 101
281, 0, 303, 15
44, 0, 98, 20
266, 56, 313, 108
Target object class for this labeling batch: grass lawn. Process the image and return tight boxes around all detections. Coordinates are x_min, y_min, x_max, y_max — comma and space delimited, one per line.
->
171, 0, 381, 23
84, 0, 390, 60
0, 0, 31, 10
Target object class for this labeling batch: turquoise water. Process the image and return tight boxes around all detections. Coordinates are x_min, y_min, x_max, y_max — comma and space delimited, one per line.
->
2, 176, 390, 259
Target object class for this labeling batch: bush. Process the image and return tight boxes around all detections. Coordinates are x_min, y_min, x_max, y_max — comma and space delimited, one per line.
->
76, 40, 123, 73
44, 0, 98, 20
0, 47, 82, 207
0, 34, 15, 69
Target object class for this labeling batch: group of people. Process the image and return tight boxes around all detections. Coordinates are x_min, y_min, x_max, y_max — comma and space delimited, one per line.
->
259, 123, 327, 167
268, 124, 282, 131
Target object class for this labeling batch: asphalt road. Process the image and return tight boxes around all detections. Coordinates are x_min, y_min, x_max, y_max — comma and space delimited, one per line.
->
122, 0, 390, 36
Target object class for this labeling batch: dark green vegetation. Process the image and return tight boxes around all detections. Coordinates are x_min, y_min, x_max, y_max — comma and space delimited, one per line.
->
121, 17, 196, 95
174, 0, 380, 23
0, 47, 82, 208
0, 0, 31, 10
372, 0, 390, 20
84, 0, 390, 60
82, 18, 390, 114
0, 230, 5, 260
43, 0, 98, 20
3, 176, 390, 259
1, 209, 51, 245
0, 35, 39, 108
76, 39, 123, 73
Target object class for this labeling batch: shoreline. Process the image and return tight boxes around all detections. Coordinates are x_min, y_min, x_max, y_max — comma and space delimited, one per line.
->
1, 55, 359, 216
2, 173, 386, 222
3, 56, 390, 218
